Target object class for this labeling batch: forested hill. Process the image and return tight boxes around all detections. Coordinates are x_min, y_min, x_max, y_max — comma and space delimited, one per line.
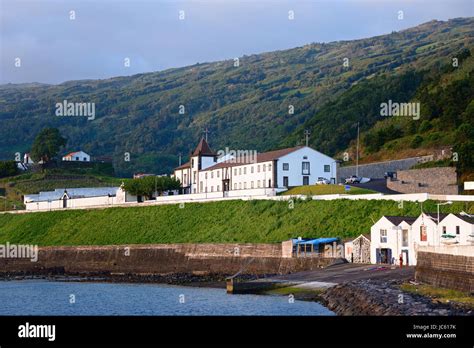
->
0, 18, 473, 176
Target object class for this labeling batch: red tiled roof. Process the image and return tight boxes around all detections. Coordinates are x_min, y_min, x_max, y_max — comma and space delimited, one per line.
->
63, 151, 84, 157
202, 146, 304, 171
192, 138, 216, 156
175, 161, 190, 170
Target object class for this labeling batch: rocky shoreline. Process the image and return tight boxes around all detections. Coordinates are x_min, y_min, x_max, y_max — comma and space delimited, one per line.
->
319, 279, 473, 316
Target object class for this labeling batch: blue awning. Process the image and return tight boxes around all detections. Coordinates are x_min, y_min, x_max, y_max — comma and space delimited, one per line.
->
292, 237, 339, 245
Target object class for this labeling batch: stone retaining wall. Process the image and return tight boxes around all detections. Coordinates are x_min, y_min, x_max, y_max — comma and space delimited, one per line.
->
415, 250, 474, 293
387, 167, 458, 195
0, 244, 337, 277
338, 156, 432, 181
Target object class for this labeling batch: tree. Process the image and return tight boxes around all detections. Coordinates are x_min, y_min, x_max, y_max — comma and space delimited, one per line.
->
123, 176, 181, 200
30, 128, 67, 163
0, 160, 19, 178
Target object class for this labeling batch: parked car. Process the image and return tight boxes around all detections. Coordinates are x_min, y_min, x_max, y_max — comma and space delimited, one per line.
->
345, 175, 361, 184
384, 171, 396, 180
315, 177, 330, 185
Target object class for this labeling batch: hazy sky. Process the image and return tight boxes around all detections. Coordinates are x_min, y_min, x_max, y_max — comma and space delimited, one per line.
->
1, 0, 473, 84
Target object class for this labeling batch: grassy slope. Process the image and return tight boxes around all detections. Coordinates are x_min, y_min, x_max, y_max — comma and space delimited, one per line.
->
0, 199, 472, 246
281, 185, 376, 196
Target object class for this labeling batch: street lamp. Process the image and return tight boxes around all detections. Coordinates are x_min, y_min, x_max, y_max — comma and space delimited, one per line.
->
437, 201, 452, 245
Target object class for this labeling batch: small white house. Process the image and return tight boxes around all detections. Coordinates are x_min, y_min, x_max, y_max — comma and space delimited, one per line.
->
23, 153, 34, 164
371, 212, 474, 266
370, 216, 417, 266
23, 186, 136, 211
62, 151, 91, 162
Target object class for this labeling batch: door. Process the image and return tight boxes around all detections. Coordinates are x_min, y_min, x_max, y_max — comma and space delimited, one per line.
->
62, 197, 67, 208
402, 250, 409, 265
303, 176, 309, 185
283, 176, 289, 187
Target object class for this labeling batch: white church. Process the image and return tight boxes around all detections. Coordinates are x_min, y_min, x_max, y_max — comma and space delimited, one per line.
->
173, 138, 337, 197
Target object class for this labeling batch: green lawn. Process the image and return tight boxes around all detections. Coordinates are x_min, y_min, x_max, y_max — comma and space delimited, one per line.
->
0, 199, 471, 246
281, 184, 376, 196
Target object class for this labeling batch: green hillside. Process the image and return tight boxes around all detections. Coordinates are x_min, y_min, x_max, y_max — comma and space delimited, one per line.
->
0, 199, 472, 246
0, 18, 472, 176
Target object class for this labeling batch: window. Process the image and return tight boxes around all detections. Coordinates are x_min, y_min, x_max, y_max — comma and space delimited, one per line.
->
380, 229, 387, 243
75, 157, 79, 161
324, 165, 330, 173
456, 226, 460, 235
217, 185, 220, 191
205, 173, 208, 179
268, 164, 271, 171
251, 166, 254, 173
239, 183, 242, 189
239, 168, 242, 175
234, 183, 237, 190
302, 162, 310, 175
251, 181, 254, 189
442, 226, 447, 233
211, 186, 214, 192
183, 174, 187, 185
257, 180, 261, 188
200, 182, 203, 192
283, 176, 289, 187
83, 157, 87, 161
193, 172, 197, 184
192, 159, 194, 167
217, 171, 220, 178
283, 163, 289, 171
244, 167, 247, 175
257, 165, 260, 173
244, 182, 247, 189
303, 176, 309, 185
268, 179, 271, 188
211, 172, 213, 179
402, 230, 408, 247
263, 165, 266, 172
234, 169, 237, 176
420, 225, 427, 242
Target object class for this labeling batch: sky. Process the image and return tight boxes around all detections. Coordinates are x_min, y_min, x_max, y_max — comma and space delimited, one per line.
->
1, 0, 473, 84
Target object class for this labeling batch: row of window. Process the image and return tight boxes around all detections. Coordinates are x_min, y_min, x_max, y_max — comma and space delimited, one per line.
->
233, 163, 272, 176
197, 180, 273, 193
380, 226, 461, 245
282, 162, 331, 173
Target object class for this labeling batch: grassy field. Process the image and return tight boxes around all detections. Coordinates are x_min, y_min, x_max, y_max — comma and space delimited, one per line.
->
0, 199, 471, 246
281, 185, 376, 196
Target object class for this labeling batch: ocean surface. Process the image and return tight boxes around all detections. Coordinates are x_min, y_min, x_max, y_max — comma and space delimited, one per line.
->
0, 280, 334, 316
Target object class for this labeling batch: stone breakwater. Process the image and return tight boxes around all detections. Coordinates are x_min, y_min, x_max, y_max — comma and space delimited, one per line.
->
0, 244, 338, 280
320, 280, 473, 316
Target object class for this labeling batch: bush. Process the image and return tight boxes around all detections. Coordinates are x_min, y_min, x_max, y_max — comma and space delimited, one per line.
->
0, 161, 19, 178
410, 135, 423, 148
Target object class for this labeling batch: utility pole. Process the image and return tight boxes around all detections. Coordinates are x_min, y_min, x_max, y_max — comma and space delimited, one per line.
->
304, 129, 310, 147
356, 122, 360, 177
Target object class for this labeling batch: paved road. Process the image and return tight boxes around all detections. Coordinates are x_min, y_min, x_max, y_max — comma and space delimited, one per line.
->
351, 178, 400, 194
270, 262, 414, 284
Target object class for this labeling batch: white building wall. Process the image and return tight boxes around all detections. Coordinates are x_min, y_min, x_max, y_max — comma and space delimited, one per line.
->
436, 214, 473, 245
276, 147, 336, 188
